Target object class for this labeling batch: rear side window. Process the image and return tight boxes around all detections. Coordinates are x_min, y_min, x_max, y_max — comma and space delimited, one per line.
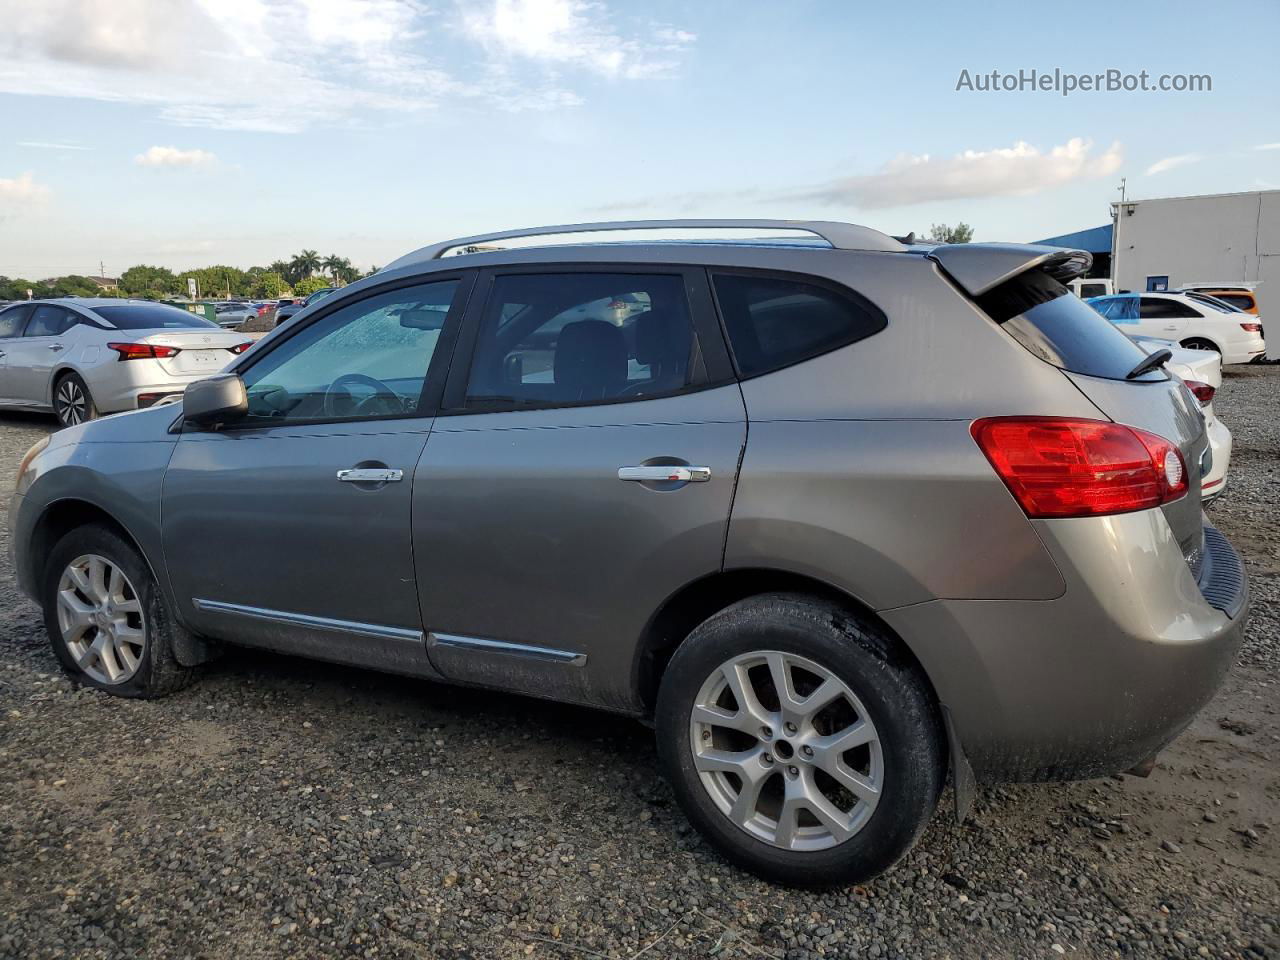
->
465, 273, 693, 408
978, 271, 1163, 382
24, 305, 74, 337
93, 303, 220, 329
0, 305, 31, 338
1140, 297, 1200, 319
711, 273, 886, 377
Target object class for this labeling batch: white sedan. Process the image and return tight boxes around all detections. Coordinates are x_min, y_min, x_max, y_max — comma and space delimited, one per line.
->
0, 299, 252, 427
1132, 335, 1231, 501
1088, 292, 1265, 365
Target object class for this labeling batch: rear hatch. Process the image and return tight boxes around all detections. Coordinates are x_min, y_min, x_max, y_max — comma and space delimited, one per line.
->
138, 329, 248, 377
931, 244, 1208, 557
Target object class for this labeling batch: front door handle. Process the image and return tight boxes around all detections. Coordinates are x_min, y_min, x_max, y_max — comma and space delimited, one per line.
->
1164, 325, 1178, 331
337, 468, 403, 483
618, 465, 711, 482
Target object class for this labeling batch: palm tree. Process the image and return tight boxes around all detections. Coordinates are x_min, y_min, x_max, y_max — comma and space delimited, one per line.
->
322, 254, 344, 284
290, 250, 321, 282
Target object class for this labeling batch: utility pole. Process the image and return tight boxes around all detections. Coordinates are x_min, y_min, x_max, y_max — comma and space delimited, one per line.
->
99, 260, 106, 279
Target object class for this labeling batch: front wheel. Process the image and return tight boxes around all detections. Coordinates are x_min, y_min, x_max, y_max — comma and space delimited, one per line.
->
656, 594, 944, 887
53, 372, 98, 427
42, 524, 199, 698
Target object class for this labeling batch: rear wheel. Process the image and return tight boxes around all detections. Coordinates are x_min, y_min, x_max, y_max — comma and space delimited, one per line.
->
53, 372, 98, 427
656, 593, 944, 887
1181, 338, 1220, 355
42, 524, 199, 698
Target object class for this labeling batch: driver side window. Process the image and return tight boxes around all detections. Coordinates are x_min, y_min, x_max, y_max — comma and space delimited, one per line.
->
239, 280, 458, 423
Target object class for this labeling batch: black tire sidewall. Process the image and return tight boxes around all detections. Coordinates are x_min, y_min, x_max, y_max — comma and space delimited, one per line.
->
656, 595, 943, 887
42, 525, 165, 698
54, 372, 97, 427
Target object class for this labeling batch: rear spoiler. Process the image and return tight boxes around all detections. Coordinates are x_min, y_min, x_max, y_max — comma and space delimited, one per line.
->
927, 243, 1093, 297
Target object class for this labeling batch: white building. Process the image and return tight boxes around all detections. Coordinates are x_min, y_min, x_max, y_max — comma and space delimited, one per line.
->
1111, 189, 1278, 310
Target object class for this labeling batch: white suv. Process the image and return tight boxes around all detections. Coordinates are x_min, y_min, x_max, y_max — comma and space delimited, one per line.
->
1087, 292, 1266, 365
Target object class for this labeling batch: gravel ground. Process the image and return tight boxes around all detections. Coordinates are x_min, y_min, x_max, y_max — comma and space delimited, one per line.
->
0, 369, 1276, 960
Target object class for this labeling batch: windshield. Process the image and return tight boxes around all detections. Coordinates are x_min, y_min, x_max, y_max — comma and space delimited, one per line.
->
93, 303, 221, 330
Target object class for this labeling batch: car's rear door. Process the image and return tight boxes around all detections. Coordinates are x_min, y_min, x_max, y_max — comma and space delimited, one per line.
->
1139, 296, 1197, 340
411, 266, 746, 711
162, 273, 472, 674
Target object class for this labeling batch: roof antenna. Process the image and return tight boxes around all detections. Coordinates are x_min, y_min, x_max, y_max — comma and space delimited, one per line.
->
891, 232, 917, 245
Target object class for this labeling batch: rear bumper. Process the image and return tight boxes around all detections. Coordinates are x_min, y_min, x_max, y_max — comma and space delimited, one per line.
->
1200, 414, 1231, 501
883, 512, 1247, 782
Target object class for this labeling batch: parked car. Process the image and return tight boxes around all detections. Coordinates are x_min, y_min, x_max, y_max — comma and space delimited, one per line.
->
1066, 277, 1113, 299
9, 221, 1248, 887
1130, 335, 1230, 500
274, 287, 337, 326
212, 302, 256, 327
1086, 291, 1266, 364
0, 298, 252, 426
1176, 283, 1261, 315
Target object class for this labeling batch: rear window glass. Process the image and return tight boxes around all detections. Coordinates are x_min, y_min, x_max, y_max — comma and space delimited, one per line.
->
1216, 293, 1254, 311
978, 271, 1164, 382
711, 273, 886, 377
93, 304, 220, 330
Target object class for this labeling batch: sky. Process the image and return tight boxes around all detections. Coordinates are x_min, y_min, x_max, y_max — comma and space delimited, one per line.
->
0, 0, 1277, 279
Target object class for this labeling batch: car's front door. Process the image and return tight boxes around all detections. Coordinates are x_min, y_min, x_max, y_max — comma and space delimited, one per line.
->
162, 275, 471, 674
0, 304, 33, 404
412, 267, 747, 711
5, 304, 75, 406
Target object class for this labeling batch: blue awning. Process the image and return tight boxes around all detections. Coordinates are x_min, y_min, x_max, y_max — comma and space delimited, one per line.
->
1033, 224, 1112, 253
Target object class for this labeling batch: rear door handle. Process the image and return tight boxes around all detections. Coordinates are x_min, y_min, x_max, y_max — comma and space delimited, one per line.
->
618, 465, 711, 482
337, 468, 403, 483
48, 344, 64, 351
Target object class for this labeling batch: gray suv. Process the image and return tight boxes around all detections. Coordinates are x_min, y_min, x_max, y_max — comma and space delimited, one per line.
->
8, 220, 1248, 887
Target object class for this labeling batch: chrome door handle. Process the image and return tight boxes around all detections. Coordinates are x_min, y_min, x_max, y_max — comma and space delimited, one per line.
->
618, 465, 711, 482
48, 344, 64, 351
337, 468, 403, 483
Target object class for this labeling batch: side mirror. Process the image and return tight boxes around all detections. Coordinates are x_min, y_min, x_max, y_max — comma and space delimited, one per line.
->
183, 373, 248, 428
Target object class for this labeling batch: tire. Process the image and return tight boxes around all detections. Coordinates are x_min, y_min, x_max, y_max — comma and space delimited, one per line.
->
1180, 338, 1220, 355
52, 372, 98, 427
42, 523, 199, 699
656, 593, 944, 887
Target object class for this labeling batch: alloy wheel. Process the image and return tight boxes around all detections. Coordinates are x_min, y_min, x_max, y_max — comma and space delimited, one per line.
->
689, 650, 883, 852
56, 554, 146, 685
55, 379, 87, 425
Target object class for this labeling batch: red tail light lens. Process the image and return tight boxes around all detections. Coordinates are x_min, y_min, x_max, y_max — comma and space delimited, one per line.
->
1183, 380, 1215, 406
971, 417, 1188, 518
229, 341, 253, 354
108, 342, 180, 361
1240, 322, 1262, 333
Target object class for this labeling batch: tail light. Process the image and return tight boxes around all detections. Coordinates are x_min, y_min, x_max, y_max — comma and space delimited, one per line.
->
971, 417, 1188, 518
1240, 322, 1262, 333
229, 341, 253, 354
108, 342, 180, 361
1183, 380, 1215, 406
607, 300, 627, 310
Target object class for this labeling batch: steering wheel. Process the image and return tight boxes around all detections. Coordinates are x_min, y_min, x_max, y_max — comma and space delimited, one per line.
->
323, 373, 405, 417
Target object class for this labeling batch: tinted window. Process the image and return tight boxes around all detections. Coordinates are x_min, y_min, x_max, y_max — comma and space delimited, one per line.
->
24, 305, 74, 337
240, 280, 457, 423
0, 305, 31, 338
978, 272, 1162, 382
1078, 283, 1108, 299
1140, 297, 1200, 319
1217, 293, 1254, 311
465, 273, 692, 407
711, 273, 886, 378
93, 303, 220, 329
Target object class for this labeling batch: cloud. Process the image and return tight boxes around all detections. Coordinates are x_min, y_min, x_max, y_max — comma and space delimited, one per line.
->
135, 145, 217, 167
0, 172, 51, 203
461, 0, 695, 79
17, 140, 91, 151
0, 0, 693, 132
1145, 153, 1200, 176
1255, 143, 1280, 151
785, 138, 1124, 209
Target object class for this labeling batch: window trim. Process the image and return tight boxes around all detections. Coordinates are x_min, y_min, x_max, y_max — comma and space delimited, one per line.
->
706, 266, 890, 381
439, 263, 734, 416
204, 271, 477, 432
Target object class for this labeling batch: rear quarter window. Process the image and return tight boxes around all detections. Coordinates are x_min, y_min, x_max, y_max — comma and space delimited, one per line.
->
978, 271, 1163, 382
711, 273, 887, 377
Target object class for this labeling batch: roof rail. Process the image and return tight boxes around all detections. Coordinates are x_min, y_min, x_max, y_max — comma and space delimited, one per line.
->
382, 219, 905, 271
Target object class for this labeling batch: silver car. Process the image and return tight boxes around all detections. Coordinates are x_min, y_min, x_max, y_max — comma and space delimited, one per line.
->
8, 220, 1248, 887
0, 299, 252, 426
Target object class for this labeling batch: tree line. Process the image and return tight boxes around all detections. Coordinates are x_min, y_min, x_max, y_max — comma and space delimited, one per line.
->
0, 250, 377, 303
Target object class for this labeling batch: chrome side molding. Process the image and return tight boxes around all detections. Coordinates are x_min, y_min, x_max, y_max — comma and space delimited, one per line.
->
193, 598, 423, 643
426, 632, 587, 667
